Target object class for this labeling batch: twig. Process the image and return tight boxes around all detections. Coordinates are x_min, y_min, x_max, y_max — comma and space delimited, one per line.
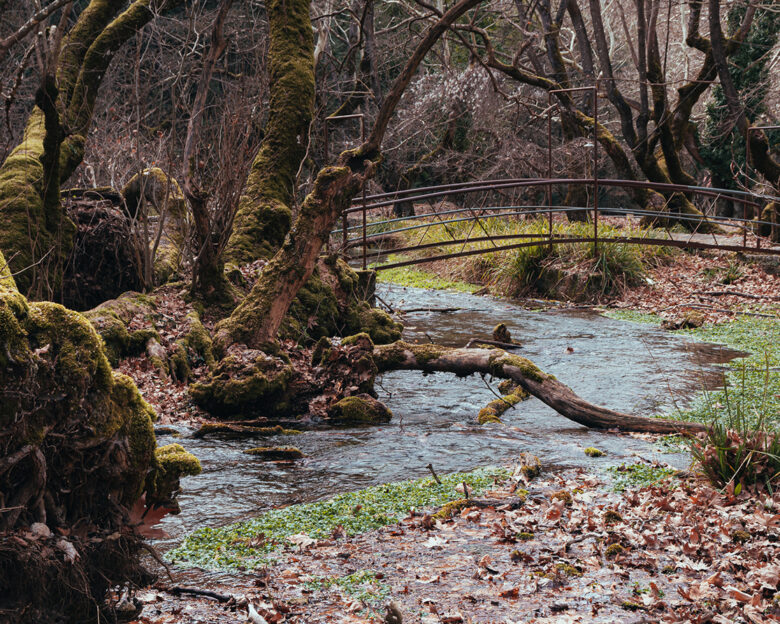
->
479, 373, 517, 410
160, 585, 233, 603
140, 542, 174, 582
375, 292, 395, 313
426, 463, 442, 485
694, 290, 780, 301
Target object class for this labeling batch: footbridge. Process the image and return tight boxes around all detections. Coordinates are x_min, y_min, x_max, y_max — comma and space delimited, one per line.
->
332, 178, 780, 270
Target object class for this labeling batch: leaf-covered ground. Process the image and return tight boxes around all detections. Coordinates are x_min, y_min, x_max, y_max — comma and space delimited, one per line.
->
134, 464, 779, 623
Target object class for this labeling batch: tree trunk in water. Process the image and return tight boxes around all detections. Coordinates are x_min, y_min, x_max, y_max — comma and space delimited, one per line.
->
374, 341, 706, 434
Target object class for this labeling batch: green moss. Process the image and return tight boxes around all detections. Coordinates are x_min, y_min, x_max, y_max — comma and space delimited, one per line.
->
353, 303, 403, 345
194, 423, 302, 437
341, 332, 374, 348
170, 342, 190, 382
551, 490, 573, 505
190, 347, 294, 417
0, 108, 75, 294
26, 302, 113, 397
223, 0, 315, 265
489, 352, 547, 383
602, 509, 623, 524
517, 532, 534, 541
584, 447, 605, 457
477, 386, 530, 424
605, 543, 626, 558
519, 454, 542, 480
555, 563, 582, 577
168, 466, 508, 570
432, 499, 468, 520
243, 446, 304, 460
311, 336, 332, 366
731, 529, 751, 543
330, 394, 392, 424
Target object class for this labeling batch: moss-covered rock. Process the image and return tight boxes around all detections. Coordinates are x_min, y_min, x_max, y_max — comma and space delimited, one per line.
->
194, 423, 302, 438
757, 202, 779, 242
189, 344, 294, 418
329, 394, 392, 424
0, 254, 181, 529
83, 292, 158, 365
243, 446, 304, 460
148, 443, 202, 510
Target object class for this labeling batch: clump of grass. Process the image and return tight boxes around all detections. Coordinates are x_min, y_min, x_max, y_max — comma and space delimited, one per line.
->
388, 217, 674, 299
167, 466, 507, 571
584, 447, 605, 457
377, 264, 479, 292
685, 408, 779, 492
602, 309, 663, 325
679, 317, 779, 432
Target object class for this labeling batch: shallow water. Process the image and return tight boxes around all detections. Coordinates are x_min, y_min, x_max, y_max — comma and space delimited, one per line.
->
156, 284, 744, 555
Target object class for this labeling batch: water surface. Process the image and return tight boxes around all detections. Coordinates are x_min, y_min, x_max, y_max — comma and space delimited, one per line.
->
156, 284, 744, 553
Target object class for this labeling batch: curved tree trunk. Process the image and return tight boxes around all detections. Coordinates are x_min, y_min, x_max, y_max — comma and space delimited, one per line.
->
374, 342, 706, 434
215, 0, 484, 350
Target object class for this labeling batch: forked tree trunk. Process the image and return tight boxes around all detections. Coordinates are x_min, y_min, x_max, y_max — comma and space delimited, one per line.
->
374, 342, 706, 434
214, 0, 485, 350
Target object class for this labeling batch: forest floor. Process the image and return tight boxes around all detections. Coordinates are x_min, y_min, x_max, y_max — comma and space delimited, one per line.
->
121, 246, 779, 624
134, 464, 780, 624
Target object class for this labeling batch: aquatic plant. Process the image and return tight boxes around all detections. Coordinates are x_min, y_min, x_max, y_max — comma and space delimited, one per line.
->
168, 466, 507, 571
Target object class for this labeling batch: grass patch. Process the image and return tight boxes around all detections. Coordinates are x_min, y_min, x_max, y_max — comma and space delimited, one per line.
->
606, 463, 677, 492
305, 570, 391, 606
167, 466, 507, 571
676, 317, 779, 431
377, 264, 479, 293
602, 309, 663, 325
383, 217, 674, 299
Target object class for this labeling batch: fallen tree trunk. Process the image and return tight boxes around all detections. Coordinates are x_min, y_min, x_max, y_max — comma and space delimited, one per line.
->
374, 341, 706, 434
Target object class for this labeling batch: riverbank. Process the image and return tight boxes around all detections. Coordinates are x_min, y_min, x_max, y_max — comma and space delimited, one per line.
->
135, 459, 780, 623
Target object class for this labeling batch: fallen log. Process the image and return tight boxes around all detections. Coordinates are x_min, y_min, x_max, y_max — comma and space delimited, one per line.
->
373, 341, 706, 434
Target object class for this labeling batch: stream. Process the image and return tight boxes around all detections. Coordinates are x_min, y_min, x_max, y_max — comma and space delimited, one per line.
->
155, 284, 745, 557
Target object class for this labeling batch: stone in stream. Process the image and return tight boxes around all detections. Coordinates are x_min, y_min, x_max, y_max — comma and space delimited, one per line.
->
243, 446, 305, 460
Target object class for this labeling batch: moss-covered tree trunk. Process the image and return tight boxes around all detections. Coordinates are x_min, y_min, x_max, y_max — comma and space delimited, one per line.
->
222, 0, 316, 266
214, 0, 484, 350
374, 342, 706, 434
0, 0, 180, 297
0, 247, 199, 619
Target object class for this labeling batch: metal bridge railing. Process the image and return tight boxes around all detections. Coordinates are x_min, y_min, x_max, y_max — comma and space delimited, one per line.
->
334, 177, 780, 270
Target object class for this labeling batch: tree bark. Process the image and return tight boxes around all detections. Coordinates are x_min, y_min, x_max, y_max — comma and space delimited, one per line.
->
215, 0, 484, 350
222, 0, 316, 266
374, 342, 706, 434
